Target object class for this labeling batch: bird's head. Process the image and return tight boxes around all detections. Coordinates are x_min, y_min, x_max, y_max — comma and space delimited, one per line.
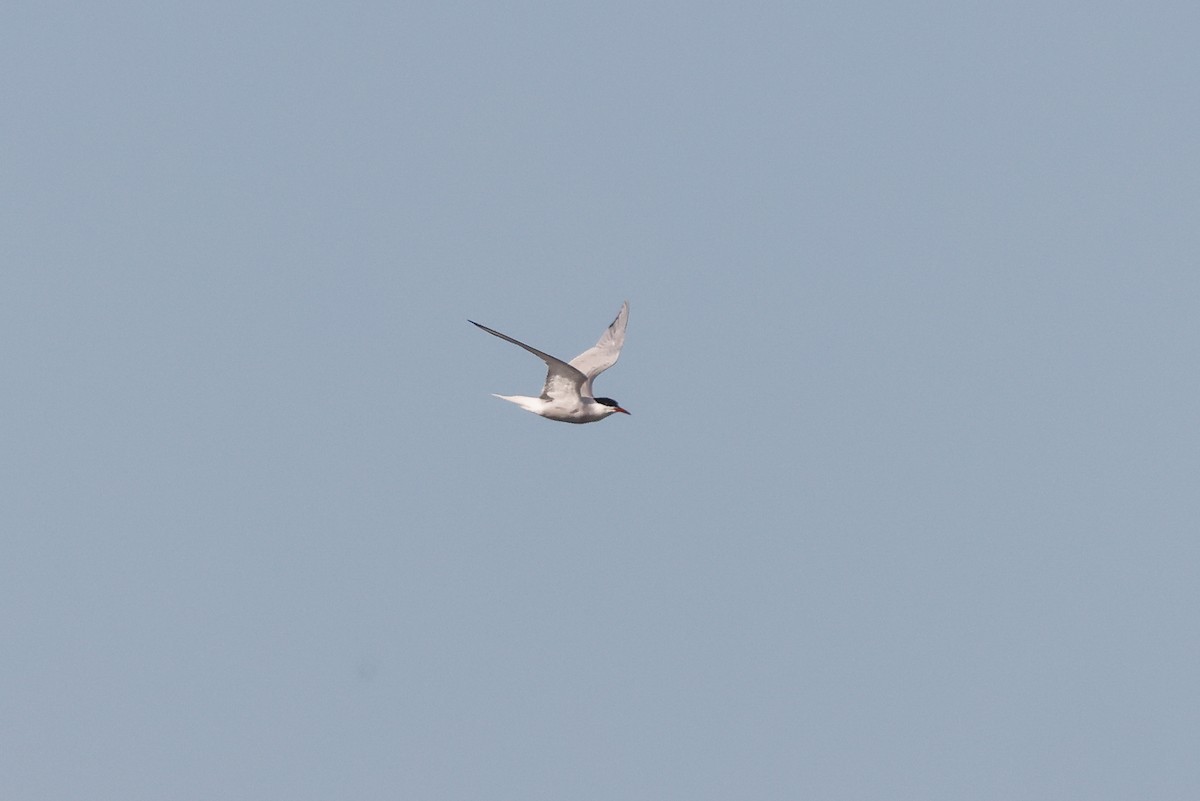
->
593, 397, 631, 416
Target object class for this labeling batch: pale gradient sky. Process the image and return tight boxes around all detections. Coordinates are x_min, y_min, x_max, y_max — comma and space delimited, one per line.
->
3, 2, 1199, 799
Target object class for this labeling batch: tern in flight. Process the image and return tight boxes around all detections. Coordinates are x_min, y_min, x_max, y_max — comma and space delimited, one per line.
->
470, 301, 631, 424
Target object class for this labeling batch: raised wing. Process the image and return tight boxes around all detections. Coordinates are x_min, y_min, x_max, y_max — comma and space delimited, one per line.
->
568, 301, 628, 398
470, 320, 587, 401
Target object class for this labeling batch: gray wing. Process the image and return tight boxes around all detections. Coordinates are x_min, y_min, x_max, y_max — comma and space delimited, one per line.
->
568, 301, 628, 398
470, 320, 587, 401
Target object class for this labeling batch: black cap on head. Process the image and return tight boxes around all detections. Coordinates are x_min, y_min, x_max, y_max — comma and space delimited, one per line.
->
594, 397, 630, 415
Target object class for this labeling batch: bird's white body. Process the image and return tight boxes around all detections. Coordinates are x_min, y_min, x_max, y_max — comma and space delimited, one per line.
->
471, 301, 631, 424
491, 393, 617, 424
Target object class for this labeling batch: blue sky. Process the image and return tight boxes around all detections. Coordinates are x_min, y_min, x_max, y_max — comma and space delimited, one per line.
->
3, 2, 1198, 799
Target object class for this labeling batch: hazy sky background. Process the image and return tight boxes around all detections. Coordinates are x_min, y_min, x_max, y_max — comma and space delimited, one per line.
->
3, 2, 1198, 799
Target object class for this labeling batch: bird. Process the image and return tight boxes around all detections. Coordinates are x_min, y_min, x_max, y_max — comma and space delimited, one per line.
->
470, 301, 631, 424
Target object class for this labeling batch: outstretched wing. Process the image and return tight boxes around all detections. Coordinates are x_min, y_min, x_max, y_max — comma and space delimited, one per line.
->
568, 301, 628, 398
470, 320, 587, 402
